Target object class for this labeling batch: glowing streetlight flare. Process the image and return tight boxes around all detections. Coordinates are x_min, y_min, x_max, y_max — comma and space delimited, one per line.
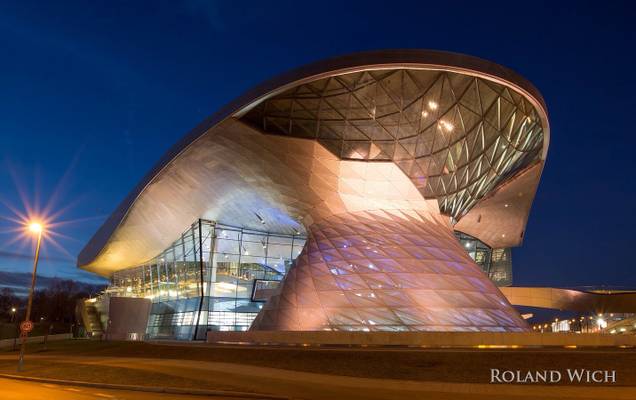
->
28, 222, 43, 234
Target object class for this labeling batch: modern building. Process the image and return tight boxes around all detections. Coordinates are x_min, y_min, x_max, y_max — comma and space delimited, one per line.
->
78, 50, 550, 339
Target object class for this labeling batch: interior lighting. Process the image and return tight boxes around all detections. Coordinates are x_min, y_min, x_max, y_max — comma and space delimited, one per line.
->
438, 120, 454, 132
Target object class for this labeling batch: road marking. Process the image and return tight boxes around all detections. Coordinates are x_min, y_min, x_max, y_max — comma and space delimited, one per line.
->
64, 387, 81, 392
94, 392, 115, 398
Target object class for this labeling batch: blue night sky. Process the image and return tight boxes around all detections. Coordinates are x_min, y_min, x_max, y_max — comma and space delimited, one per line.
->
0, 1, 634, 287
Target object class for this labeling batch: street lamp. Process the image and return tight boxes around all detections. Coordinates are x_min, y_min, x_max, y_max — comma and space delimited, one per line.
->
10, 307, 16, 323
17, 221, 44, 372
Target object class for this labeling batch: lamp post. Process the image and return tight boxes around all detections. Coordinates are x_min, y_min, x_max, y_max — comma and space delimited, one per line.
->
11, 307, 18, 351
17, 222, 43, 372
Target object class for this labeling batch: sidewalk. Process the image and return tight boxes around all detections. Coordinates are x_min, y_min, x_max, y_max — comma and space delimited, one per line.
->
0, 372, 287, 399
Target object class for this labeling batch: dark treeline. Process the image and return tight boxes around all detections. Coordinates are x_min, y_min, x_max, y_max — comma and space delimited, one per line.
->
0, 279, 105, 324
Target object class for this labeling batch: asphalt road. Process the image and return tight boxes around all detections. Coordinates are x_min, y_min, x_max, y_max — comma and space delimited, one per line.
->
2, 354, 636, 400
0, 378, 253, 400
4, 341, 636, 399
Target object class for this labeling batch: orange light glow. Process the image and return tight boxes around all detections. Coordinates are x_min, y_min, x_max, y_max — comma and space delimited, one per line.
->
28, 222, 43, 234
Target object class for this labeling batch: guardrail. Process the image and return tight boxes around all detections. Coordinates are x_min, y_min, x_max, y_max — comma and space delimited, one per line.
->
0, 333, 72, 349
207, 331, 636, 347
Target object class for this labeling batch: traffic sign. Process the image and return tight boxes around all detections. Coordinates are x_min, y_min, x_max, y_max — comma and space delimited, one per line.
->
20, 320, 33, 333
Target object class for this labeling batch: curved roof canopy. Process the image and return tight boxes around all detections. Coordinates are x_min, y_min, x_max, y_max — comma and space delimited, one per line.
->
78, 49, 549, 276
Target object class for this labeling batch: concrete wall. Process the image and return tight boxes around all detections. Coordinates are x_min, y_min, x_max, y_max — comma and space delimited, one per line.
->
207, 330, 636, 347
105, 297, 151, 341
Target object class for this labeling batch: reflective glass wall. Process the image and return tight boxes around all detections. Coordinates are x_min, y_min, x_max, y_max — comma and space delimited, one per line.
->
489, 248, 513, 287
454, 231, 512, 286
108, 220, 305, 339
107, 223, 508, 339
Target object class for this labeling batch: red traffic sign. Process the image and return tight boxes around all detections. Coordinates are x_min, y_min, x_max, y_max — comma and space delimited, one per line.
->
20, 320, 33, 333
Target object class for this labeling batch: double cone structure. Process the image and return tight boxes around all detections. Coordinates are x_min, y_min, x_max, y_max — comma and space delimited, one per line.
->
252, 210, 527, 331
79, 50, 549, 333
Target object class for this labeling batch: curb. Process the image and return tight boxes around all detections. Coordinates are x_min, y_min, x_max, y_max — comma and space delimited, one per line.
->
0, 373, 289, 399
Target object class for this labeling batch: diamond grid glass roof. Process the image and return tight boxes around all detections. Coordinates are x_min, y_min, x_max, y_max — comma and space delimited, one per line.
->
242, 69, 544, 219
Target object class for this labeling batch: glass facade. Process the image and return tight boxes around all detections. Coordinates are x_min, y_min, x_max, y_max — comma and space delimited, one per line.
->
489, 248, 513, 287
107, 220, 305, 339
106, 222, 510, 339
454, 231, 512, 286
